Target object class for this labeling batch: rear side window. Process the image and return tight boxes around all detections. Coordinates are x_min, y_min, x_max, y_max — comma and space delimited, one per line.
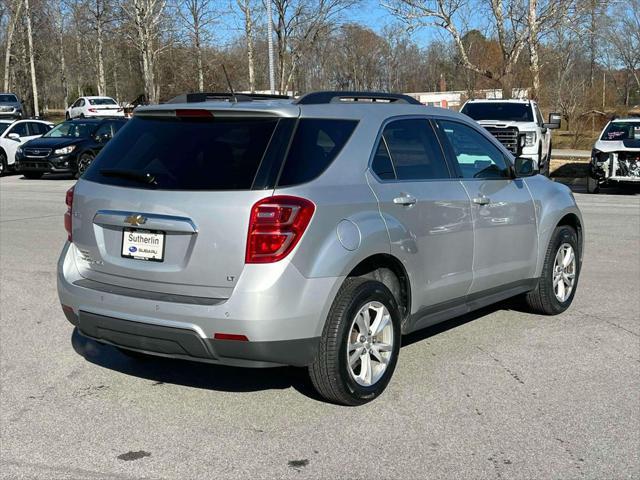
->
84, 116, 279, 190
375, 119, 450, 180
277, 119, 358, 187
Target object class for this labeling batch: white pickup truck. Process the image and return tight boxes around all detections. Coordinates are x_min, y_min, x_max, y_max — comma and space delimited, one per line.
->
460, 99, 561, 176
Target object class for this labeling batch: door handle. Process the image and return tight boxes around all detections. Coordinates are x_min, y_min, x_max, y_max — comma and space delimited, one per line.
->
393, 194, 417, 206
473, 195, 490, 205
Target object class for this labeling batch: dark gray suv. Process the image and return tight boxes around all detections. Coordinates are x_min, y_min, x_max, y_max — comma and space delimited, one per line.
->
0, 93, 23, 119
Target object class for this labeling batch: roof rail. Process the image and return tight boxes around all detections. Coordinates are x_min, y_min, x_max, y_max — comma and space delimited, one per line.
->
295, 91, 422, 105
165, 92, 292, 104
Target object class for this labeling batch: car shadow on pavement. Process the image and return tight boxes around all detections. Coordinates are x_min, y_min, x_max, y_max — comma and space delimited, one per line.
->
70, 328, 321, 398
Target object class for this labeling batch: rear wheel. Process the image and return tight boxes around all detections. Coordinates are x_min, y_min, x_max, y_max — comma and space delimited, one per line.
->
309, 278, 401, 405
0, 151, 7, 176
76, 152, 94, 178
23, 171, 43, 179
524, 225, 580, 315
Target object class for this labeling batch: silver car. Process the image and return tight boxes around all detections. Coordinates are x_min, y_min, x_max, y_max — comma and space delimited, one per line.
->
58, 91, 584, 405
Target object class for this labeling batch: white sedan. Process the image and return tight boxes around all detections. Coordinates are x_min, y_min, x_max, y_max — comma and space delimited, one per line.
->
0, 119, 53, 175
65, 96, 125, 119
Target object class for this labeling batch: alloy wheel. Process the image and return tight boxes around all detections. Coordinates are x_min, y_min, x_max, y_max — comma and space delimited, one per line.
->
553, 243, 576, 302
347, 301, 394, 387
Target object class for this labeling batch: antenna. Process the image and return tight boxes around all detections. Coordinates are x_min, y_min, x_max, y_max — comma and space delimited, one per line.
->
221, 64, 237, 103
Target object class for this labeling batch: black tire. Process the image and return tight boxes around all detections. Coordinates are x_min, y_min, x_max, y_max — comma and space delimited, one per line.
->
309, 278, 401, 406
586, 174, 600, 194
79, 113, 85, 118
524, 225, 580, 315
23, 171, 43, 179
0, 150, 6, 177
76, 153, 94, 178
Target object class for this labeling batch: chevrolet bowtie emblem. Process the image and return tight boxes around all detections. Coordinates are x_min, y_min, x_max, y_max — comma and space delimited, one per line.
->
124, 214, 147, 227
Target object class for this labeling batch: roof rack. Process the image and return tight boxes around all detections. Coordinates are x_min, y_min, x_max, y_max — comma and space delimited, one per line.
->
295, 91, 422, 105
165, 92, 292, 104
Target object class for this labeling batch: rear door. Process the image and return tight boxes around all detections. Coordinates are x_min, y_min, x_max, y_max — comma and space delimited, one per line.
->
367, 117, 473, 311
434, 119, 537, 294
72, 112, 295, 299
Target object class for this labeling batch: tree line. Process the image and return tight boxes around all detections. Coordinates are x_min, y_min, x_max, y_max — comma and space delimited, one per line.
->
0, 0, 638, 124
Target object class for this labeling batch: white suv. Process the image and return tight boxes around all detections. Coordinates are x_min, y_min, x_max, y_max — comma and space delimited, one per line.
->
65, 96, 124, 119
461, 99, 560, 176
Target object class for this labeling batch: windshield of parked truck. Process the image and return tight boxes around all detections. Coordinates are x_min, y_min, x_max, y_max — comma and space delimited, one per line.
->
601, 122, 640, 140
44, 121, 96, 138
461, 102, 534, 122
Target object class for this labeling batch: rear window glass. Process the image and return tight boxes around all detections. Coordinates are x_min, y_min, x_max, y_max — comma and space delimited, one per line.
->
89, 98, 117, 105
277, 119, 358, 186
461, 103, 533, 122
84, 116, 279, 190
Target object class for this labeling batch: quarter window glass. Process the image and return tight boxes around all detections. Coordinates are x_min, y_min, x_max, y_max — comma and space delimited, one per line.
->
277, 119, 357, 187
371, 140, 396, 180
382, 119, 449, 180
438, 120, 510, 179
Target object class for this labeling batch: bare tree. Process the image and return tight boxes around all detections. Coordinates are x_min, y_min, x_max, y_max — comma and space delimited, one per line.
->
85, 0, 114, 95
122, 0, 167, 103
386, 0, 529, 97
271, 0, 357, 94
3, 0, 22, 91
237, 0, 257, 92
24, 0, 38, 115
54, 0, 70, 106
179, 0, 217, 92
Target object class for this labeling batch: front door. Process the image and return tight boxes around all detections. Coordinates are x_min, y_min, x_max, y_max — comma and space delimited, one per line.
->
367, 117, 474, 314
435, 119, 538, 294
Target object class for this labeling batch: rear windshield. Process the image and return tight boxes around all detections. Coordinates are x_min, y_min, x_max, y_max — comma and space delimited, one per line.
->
601, 122, 640, 140
0, 94, 17, 103
84, 116, 280, 190
44, 121, 97, 138
461, 103, 533, 122
84, 115, 357, 190
89, 98, 117, 106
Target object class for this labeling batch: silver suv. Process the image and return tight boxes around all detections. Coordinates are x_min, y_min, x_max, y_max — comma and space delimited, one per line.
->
58, 91, 584, 405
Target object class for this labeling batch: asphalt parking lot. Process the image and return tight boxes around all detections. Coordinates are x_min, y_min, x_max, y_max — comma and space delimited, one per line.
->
1, 174, 638, 480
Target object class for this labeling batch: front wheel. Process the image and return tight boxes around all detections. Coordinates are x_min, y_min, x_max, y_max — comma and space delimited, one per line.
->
0, 151, 7, 177
586, 174, 600, 194
309, 278, 401, 406
524, 225, 580, 315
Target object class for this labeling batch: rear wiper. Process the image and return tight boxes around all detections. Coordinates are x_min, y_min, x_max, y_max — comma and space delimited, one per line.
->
99, 168, 157, 185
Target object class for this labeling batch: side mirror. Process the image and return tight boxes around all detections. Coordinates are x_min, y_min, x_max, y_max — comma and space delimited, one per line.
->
514, 157, 538, 177
7, 132, 20, 140
544, 112, 561, 129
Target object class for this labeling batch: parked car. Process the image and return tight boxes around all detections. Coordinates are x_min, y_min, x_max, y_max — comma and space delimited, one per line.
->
0, 119, 53, 176
58, 91, 583, 405
460, 99, 560, 176
587, 117, 640, 193
15, 117, 127, 179
65, 96, 125, 119
0, 92, 24, 120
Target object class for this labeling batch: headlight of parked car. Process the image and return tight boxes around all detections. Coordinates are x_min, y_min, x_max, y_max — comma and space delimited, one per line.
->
54, 145, 76, 155
524, 131, 537, 147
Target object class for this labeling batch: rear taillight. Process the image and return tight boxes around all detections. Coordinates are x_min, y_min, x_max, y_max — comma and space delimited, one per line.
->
64, 186, 74, 242
88, 108, 98, 113
246, 195, 315, 264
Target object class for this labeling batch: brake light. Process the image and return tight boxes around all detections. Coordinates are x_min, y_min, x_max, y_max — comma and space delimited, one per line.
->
88, 108, 98, 113
246, 196, 315, 263
64, 186, 74, 242
175, 109, 213, 118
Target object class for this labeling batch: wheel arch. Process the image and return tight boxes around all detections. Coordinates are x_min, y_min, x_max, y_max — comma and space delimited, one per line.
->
345, 253, 411, 325
556, 212, 583, 260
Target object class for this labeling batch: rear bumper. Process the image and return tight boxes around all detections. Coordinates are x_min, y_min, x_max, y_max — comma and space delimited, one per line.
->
58, 242, 342, 367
